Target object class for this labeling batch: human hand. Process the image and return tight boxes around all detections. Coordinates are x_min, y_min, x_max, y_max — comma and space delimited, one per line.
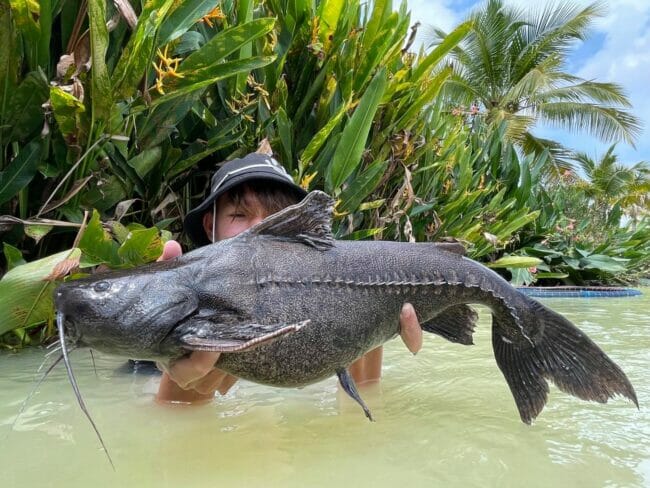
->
159, 351, 238, 395
157, 239, 183, 261
399, 303, 422, 354
155, 241, 238, 402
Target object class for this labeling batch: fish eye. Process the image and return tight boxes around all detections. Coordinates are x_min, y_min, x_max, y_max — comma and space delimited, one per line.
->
93, 281, 111, 292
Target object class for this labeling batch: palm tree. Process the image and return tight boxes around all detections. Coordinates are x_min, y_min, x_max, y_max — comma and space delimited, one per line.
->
427, 0, 642, 177
573, 145, 650, 228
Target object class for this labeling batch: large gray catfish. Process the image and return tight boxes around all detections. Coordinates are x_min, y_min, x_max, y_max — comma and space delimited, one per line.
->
55, 191, 637, 425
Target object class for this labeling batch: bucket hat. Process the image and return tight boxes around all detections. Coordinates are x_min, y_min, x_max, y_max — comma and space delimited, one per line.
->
184, 153, 307, 246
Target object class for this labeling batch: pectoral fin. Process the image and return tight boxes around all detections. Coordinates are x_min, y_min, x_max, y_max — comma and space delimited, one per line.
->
180, 320, 310, 352
336, 368, 374, 421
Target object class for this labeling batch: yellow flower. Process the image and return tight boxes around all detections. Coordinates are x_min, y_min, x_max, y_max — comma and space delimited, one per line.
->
300, 172, 317, 190
333, 199, 349, 218
198, 5, 226, 28
151, 45, 185, 95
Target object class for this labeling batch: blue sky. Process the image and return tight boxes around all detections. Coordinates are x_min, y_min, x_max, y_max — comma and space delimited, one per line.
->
406, 0, 650, 166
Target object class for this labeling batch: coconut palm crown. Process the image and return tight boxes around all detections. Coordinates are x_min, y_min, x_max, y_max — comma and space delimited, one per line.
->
427, 0, 642, 176
573, 145, 650, 227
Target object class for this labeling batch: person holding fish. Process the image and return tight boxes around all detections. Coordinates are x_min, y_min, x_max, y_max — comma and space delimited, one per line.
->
156, 149, 423, 404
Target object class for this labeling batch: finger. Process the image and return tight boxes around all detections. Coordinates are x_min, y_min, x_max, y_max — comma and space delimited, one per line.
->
399, 302, 423, 354
167, 352, 220, 388
156, 372, 215, 405
157, 240, 183, 262
190, 369, 229, 395
155, 361, 169, 374
217, 374, 238, 395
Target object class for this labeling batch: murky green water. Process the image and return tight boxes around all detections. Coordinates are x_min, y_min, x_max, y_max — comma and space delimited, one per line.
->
1, 291, 648, 487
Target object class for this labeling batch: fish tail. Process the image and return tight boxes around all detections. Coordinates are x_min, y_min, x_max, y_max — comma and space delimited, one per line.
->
491, 298, 638, 424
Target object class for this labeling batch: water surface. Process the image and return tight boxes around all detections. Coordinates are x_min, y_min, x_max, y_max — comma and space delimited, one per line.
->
1, 291, 648, 487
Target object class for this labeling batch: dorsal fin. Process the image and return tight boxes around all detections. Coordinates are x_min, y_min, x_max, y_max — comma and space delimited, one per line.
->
241, 190, 335, 250
432, 241, 466, 256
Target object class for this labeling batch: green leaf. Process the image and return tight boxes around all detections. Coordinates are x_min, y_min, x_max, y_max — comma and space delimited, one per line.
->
153, 56, 276, 106
339, 228, 384, 240
158, 0, 217, 45
112, 0, 175, 99
0, 141, 42, 205
327, 67, 387, 191
180, 18, 275, 72
0, 2, 19, 110
3, 71, 48, 142
128, 147, 162, 179
109, 220, 130, 244
299, 100, 348, 171
174, 31, 204, 55
318, 0, 344, 43
536, 272, 569, 279
7, 0, 40, 69
276, 107, 293, 165
361, 0, 390, 51
509, 267, 535, 286
78, 209, 120, 267
3, 242, 26, 271
168, 117, 244, 177
0, 249, 81, 335
358, 199, 385, 211
488, 256, 542, 269
580, 254, 628, 273
50, 86, 85, 135
80, 175, 128, 212
390, 66, 452, 131
339, 159, 388, 213
24, 224, 53, 243
413, 21, 472, 81
37, 0, 52, 68
492, 210, 541, 240
117, 227, 163, 266
87, 0, 112, 122
235, 0, 254, 94
353, 12, 399, 93
139, 93, 200, 148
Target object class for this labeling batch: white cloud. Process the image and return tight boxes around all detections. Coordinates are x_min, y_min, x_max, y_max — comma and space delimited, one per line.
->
406, 0, 459, 31
404, 0, 650, 164
405, 0, 464, 47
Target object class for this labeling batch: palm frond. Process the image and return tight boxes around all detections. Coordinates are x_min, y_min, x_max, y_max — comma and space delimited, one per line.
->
539, 102, 642, 145
538, 80, 633, 107
522, 132, 575, 179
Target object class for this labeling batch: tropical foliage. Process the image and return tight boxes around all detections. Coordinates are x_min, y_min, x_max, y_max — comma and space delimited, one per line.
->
512, 147, 650, 285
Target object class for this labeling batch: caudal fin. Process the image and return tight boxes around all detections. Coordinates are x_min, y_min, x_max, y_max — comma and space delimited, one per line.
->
492, 299, 638, 424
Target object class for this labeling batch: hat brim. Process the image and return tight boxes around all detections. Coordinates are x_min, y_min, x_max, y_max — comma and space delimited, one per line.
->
184, 169, 307, 247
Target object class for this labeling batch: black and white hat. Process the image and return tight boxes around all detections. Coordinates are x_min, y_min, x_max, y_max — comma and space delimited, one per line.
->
183, 153, 307, 246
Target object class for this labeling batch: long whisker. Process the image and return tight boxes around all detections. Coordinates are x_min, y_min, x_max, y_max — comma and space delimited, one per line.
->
56, 312, 115, 469
46, 339, 61, 350
44, 344, 63, 361
5, 352, 65, 440
89, 349, 98, 378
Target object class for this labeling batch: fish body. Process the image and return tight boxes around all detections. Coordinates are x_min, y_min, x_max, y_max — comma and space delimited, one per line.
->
55, 191, 637, 423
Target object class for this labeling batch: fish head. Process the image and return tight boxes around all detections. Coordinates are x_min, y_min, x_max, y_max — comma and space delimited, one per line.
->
54, 260, 198, 360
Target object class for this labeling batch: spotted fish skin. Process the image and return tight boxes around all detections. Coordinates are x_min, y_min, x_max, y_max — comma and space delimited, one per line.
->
55, 191, 637, 424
